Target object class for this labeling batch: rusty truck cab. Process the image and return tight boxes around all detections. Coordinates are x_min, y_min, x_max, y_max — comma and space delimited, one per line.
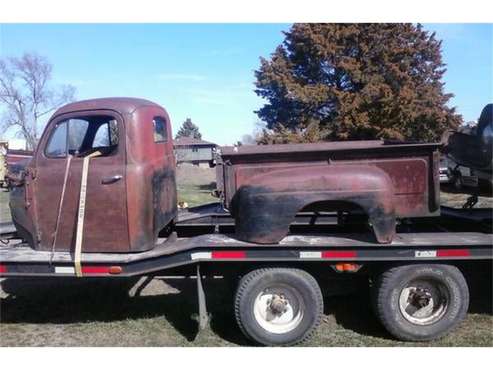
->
12, 98, 177, 253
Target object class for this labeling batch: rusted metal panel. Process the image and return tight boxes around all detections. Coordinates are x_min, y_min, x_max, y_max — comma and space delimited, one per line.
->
219, 140, 441, 244
10, 98, 177, 253
125, 103, 177, 252
231, 164, 396, 244
31, 109, 129, 253
6, 149, 33, 165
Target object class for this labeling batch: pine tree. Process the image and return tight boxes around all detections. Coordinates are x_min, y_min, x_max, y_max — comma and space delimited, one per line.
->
175, 118, 202, 139
255, 23, 462, 143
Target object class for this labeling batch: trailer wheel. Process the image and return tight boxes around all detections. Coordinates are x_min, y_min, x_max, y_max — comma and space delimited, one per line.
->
374, 264, 469, 341
234, 268, 323, 346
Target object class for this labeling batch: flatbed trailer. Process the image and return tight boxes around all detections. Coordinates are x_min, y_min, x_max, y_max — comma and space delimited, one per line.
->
1, 206, 492, 345
1, 227, 492, 278
1, 205, 491, 276
2, 98, 492, 346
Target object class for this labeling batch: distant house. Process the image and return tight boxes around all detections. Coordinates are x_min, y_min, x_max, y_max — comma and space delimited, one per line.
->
173, 137, 217, 168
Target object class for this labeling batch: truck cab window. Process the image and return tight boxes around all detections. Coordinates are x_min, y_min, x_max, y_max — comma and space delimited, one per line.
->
153, 117, 168, 142
93, 120, 119, 147
68, 119, 89, 153
45, 121, 68, 157
45, 116, 119, 158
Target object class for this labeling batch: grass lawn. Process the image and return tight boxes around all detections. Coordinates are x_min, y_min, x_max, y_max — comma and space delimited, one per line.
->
0, 167, 492, 346
0, 189, 10, 224
176, 164, 217, 207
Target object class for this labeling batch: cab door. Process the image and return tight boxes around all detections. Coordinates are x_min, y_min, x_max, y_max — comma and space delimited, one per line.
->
33, 111, 129, 252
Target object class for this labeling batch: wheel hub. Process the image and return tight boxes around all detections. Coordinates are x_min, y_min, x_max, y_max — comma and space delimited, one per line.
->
408, 288, 432, 308
253, 288, 304, 334
398, 279, 449, 326
267, 294, 288, 315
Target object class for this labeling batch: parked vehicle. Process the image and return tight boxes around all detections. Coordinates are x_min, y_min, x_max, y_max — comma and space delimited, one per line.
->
440, 156, 479, 190
0, 145, 34, 190
443, 104, 493, 195
0, 141, 7, 188
439, 156, 451, 184
1, 98, 491, 346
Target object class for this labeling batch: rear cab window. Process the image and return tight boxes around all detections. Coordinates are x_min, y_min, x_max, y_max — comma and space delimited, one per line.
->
153, 117, 168, 143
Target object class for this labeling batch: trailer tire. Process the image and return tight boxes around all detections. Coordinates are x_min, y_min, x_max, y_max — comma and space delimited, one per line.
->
234, 268, 323, 346
374, 264, 469, 341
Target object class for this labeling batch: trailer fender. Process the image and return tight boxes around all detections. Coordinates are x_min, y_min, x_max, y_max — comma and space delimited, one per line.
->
230, 164, 396, 244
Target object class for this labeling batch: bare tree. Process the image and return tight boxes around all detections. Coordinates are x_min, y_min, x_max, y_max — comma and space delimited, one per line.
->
0, 53, 76, 149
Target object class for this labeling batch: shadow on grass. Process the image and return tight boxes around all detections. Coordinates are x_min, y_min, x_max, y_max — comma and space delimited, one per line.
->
1, 272, 491, 345
0, 277, 248, 345
197, 182, 216, 191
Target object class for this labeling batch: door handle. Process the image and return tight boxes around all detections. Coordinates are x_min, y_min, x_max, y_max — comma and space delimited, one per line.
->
101, 175, 122, 184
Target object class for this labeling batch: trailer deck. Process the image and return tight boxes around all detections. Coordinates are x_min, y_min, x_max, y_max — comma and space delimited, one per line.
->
1, 205, 491, 277
1, 230, 491, 277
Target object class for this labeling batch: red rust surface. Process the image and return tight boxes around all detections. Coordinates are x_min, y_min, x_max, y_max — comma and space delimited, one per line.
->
219, 140, 441, 218
14, 98, 177, 253
218, 140, 440, 244
6, 149, 33, 165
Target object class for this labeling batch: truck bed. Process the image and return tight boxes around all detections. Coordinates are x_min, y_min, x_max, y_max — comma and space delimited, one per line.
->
217, 140, 441, 214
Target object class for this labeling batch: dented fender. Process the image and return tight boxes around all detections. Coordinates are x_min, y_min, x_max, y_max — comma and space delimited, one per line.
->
231, 164, 396, 244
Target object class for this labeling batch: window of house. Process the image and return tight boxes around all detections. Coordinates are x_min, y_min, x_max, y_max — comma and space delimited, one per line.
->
153, 117, 168, 143
192, 147, 198, 152
45, 116, 119, 158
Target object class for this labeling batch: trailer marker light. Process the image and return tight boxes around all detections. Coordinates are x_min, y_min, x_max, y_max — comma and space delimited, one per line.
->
0, 264, 6, 273
437, 249, 470, 257
334, 263, 361, 272
109, 266, 122, 275
211, 251, 246, 259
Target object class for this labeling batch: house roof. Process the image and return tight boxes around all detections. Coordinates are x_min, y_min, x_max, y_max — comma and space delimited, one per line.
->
174, 136, 216, 147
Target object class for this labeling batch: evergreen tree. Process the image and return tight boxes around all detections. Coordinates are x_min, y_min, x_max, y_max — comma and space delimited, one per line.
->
175, 118, 202, 139
255, 23, 462, 143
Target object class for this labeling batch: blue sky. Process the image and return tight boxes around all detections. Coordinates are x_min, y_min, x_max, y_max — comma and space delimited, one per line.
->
0, 23, 492, 145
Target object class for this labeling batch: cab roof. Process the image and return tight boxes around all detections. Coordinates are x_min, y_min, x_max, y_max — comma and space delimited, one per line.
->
52, 97, 163, 117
